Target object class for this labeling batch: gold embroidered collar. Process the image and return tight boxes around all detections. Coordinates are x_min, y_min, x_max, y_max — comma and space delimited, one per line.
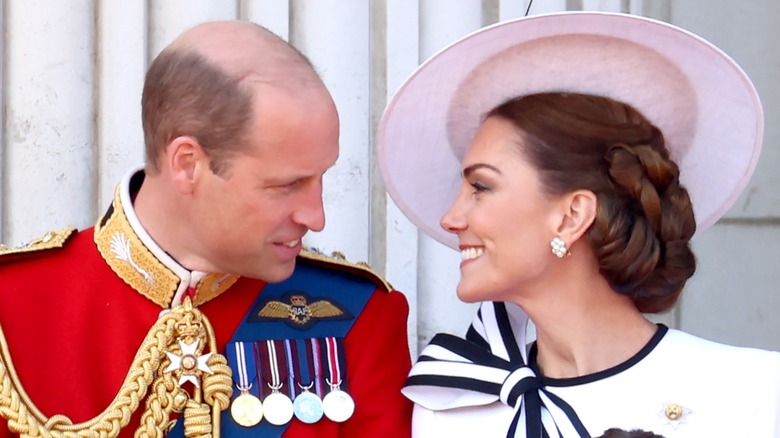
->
94, 169, 239, 309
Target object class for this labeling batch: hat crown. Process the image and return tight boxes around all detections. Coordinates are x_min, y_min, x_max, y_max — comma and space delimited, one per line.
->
377, 11, 763, 249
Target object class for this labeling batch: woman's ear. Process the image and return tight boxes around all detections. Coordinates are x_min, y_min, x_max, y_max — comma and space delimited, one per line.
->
555, 189, 597, 244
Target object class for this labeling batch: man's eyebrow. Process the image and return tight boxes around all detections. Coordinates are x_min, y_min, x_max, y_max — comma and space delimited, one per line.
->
463, 163, 502, 178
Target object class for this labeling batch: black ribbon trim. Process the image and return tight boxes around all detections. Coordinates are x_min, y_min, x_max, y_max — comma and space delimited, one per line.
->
495, 302, 524, 363
424, 333, 514, 370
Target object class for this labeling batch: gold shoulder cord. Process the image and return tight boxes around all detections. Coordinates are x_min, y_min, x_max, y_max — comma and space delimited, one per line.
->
0, 298, 232, 438
299, 248, 394, 291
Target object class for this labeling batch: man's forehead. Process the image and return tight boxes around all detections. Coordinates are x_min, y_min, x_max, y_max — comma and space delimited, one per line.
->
169, 21, 313, 84
243, 86, 338, 155
171, 21, 272, 54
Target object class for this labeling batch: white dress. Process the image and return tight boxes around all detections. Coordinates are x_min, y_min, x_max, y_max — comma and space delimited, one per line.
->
404, 302, 780, 437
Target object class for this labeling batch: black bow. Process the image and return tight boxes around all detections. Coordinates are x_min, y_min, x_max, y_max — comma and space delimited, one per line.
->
403, 302, 591, 438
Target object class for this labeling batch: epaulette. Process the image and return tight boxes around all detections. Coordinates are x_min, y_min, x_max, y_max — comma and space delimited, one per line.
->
299, 247, 394, 292
0, 227, 77, 261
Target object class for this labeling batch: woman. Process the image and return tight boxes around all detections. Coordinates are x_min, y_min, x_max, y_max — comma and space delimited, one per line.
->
377, 11, 780, 438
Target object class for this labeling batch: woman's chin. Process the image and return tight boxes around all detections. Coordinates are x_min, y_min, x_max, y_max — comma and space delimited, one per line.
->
456, 285, 488, 303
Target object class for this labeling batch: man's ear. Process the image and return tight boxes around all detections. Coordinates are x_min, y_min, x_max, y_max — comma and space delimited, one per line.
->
165, 136, 207, 194
554, 189, 597, 244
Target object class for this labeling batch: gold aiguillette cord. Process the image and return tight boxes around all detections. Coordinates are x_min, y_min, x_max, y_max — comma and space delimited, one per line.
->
0, 297, 232, 438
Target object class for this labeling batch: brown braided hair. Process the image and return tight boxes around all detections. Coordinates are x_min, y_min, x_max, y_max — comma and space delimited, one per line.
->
488, 92, 696, 313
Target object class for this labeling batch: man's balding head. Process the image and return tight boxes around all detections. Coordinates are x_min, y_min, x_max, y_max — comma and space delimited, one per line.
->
141, 21, 324, 175
167, 21, 320, 92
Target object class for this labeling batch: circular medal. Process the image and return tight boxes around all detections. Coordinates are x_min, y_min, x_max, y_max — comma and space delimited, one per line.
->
263, 391, 294, 425
293, 390, 324, 424
230, 393, 263, 427
322, 389, 355, 423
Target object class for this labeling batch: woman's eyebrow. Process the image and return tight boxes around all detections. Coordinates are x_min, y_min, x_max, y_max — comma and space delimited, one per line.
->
463, 163, 502, 178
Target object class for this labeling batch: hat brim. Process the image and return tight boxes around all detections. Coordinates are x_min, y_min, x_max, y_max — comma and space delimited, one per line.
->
377, 11, 763, 250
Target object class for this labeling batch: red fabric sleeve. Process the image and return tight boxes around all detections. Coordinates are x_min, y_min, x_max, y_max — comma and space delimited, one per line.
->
340, 289, 413, 437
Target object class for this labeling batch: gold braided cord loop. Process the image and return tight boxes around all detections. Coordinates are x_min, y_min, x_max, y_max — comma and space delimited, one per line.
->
201, 357, 232, 412
0, 298, 231, 438
0, 320, 172, 438
135, 374, 180, 438
181, 401, 211, 438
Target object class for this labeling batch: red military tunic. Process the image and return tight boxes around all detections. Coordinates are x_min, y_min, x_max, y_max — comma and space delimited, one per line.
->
0, 171, 412, 437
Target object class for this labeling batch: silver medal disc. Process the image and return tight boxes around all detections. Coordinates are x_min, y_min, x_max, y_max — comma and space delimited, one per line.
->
230, 393, 264, 427
263, 391, 295, 425
293, 390, 324, 424
322, 389, 355, 423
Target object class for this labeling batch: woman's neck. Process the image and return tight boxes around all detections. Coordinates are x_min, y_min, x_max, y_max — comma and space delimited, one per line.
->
515, 273, 657, 379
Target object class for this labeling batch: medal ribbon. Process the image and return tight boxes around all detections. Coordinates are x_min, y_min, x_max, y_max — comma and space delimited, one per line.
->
310, 339, 324, 397
295, 339, 316, 391
263, 340, 288, 395
324, 337, 347, 390
284, 340, 297, 398
227, 341, 259, 397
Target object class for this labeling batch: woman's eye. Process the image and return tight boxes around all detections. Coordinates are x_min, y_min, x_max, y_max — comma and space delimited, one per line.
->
470, 181, 489, 194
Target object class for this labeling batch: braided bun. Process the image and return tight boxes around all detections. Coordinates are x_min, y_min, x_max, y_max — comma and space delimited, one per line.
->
488, 92, 696, 312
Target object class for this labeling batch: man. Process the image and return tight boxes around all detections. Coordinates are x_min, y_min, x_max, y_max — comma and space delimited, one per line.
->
0, 21, 412, 438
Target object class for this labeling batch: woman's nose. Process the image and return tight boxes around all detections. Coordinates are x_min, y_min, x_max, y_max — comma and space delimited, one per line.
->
440, 199, 467, 234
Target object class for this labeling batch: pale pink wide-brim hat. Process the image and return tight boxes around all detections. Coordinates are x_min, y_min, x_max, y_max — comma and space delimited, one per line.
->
376, 11, 763, 250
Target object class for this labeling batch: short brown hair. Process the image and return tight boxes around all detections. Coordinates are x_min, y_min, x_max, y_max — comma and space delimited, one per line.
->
141, 49, 254, 176
489, 92, 696, 313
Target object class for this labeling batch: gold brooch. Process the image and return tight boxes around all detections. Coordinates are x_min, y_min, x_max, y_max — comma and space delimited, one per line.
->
658, 402, 691, 430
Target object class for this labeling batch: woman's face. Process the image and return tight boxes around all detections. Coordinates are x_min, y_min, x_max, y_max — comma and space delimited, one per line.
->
440, 116, 563, 303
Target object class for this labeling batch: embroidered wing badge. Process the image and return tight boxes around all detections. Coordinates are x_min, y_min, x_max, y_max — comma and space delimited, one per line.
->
252, 292, 353, 330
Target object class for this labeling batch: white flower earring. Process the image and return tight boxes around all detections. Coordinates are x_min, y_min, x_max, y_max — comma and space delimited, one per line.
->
550, 237, 570, 258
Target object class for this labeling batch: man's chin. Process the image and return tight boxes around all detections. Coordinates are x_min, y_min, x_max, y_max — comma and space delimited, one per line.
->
249, 260, 297, 283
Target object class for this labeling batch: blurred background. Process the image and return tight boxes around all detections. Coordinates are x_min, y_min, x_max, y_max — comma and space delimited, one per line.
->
1, 0, 778, 355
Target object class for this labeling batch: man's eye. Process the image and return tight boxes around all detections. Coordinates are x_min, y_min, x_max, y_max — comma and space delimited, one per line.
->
273, 180, 302, 189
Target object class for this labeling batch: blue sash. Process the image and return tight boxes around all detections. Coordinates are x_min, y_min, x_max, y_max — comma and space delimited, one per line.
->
168, 258, 376, 437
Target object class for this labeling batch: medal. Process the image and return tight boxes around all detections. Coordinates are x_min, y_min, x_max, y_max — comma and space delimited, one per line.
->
290, 340, 325, 423
322, 337, 354, 422
231, 391, 264, 427
293, 384, 324, 423
264, 386, 294, 425
322, 385, 355, 423
262, 340, 294, 426
228, 342, 264, 427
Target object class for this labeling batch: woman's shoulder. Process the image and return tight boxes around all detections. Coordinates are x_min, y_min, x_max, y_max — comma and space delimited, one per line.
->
658, 328, 780, 373
664, 328, 778, 355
